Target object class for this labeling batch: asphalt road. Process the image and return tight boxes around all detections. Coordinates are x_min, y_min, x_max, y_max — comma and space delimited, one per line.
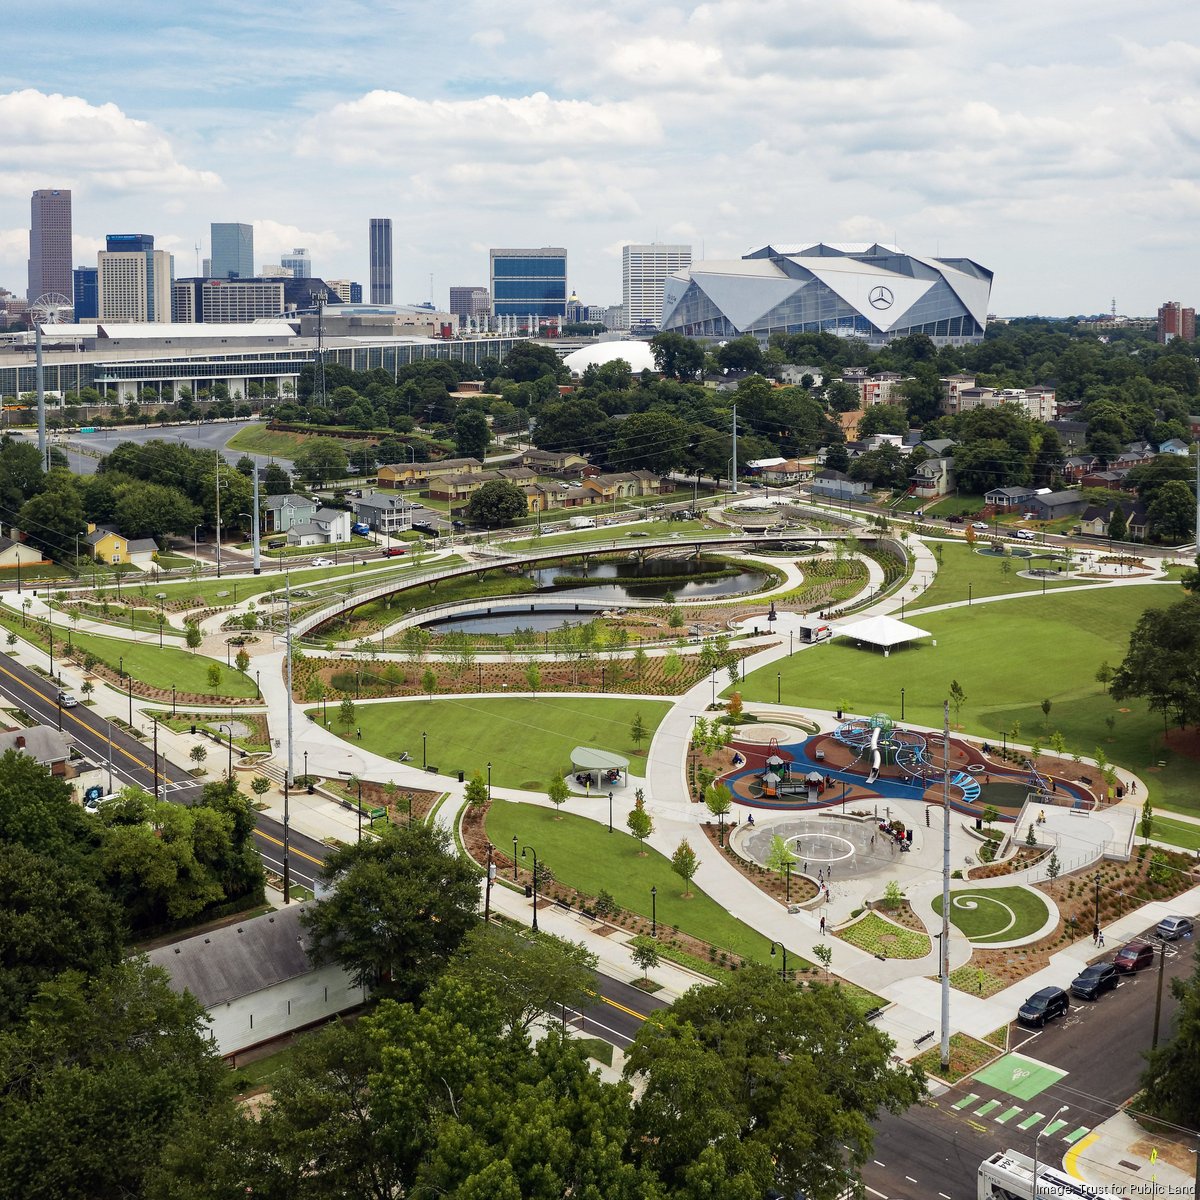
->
863, 930, 1196, 1199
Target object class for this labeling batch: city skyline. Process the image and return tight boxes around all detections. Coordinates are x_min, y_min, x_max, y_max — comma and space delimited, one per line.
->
0, 3, 1197, 317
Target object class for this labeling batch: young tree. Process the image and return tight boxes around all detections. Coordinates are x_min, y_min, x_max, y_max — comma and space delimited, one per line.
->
727, 689, 743, 719
626, 804, 653, 852
1050, 729, 1067, 758
185, 622, 201, 652
766, 833, 798, 874
630, 711, 646, 749
546, 775, 570, 817
630, 935, 660, 982
189, 744, 207, 773
234, 647, 250, 674
421, 667, 437, 700
80, 679, 94, 701
1095, 660, 1114, 693
670, 838, 699, 897
1046, 852, 1061, 880
206, 663, 221, 694
524, 661, 541, 695
1140, 796, 1155, 843
705, 784, 733, 846
250, 775, 271, 799
339, 697, 356, 731
1041, 697, 1053, 725
982, 805, 999, 831
633, 645, 647, 680
949, 679, 966, 724
812, 942, 833, 976
464, 771, 489, 809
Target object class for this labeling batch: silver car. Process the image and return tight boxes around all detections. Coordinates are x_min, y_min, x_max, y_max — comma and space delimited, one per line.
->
1157, 915, 1193, 941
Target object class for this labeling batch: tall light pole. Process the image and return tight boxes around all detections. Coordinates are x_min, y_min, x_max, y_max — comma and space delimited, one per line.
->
422, 730, 427, 770
608, 790, 614, 833
1033, 1106, 1069, 1199
901, 686, 905, 721
651, 885, 657, 938
512, 834, 518, 881
487, 761, 492, 802
939, 699, 952, 1072
521, 844, 539, 932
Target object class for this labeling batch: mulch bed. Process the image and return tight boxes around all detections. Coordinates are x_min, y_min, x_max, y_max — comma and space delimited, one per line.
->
325, 777, 440, 824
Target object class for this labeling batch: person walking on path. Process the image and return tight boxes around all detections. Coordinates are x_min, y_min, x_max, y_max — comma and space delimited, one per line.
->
820, 915, 826, 936
1098, 930, 1105, 947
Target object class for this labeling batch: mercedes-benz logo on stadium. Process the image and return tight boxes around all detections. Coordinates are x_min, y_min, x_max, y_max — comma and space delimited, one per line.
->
869, 285, 894, 310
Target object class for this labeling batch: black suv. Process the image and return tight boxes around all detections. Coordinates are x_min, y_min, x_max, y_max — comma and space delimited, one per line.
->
1070, 963, 1118, 1000
1018, 986, 1070, 1026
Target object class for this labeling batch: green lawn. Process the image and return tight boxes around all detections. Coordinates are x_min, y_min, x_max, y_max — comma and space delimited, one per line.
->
58, 626, 258, 700
1146, 816, 1200, 852
741, 583, 1200, 811
314, 696, 671, 791
932, 886, 1050, 943
912, 540, 1082, 610
925, 494, 986, 518
485, 798, 788, 964
226, 423, 377, 460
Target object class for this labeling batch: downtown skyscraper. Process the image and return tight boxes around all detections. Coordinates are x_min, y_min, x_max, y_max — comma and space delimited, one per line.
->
27, 188, 73, 303
210, 222, 254, 279
369, 218, 393, 304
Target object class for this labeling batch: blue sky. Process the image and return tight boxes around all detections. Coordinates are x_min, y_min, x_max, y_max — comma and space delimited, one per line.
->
2, 1, 1198, 316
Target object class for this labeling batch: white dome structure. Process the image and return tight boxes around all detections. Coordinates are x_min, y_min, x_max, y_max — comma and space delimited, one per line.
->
562, 340, 657, 376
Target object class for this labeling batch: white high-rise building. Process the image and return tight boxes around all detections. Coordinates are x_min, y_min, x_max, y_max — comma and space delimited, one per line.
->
98, 248, 173, 322
281, 248, 311, 278
622, 243, 692, 330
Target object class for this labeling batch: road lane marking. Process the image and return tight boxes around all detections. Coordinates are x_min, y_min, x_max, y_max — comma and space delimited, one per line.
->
1017, 1112, 1046, 1130
951, 1093, 979, 1111
1063, 1126, 1089, 1144
1043, 1117, 1069, 1137
996, 1106, 1022, 1124
975, 1100, 1000, 1117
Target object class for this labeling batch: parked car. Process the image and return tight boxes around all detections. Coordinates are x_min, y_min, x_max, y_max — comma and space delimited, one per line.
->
351, 522, 371, 536
56, 690, 78, 708
310, 557, 332, 567
1113, 942, 1155, 972
1016, 529, 1036, 540
1157, 915, 1194, 941
1070, 962, 1119, 1000
972, 521, 990, 531
1017, 986, 1070, 1027
451, 520, 466, 529
381, 547, 406, 557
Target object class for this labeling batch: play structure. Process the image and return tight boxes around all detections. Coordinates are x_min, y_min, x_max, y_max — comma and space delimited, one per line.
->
757, 740, 829, 800
834, 714, 983, 805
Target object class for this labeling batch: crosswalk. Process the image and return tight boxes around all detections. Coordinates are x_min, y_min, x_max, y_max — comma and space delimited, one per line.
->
949, 1091, 1089, 1143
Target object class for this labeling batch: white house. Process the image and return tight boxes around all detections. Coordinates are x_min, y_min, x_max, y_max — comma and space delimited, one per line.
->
146, 903, 363, 1057
286, 507, 352, 547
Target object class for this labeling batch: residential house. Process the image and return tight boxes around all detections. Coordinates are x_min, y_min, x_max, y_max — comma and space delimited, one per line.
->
1188, 416, 1200, 440
1158, 438, 1190, 457
809, 470, 870, 500
0, 727, 74, 776
1062, 455, 1098, 482
910, 456, 955, 499
523, 483, 565, 514
426, 465, 538, 504
263, 493, 318, 534
286, 507, 351, 547
0, 534, 46, 570
581, 473, 644, 503
984, 485, 1038, 511
354, 490, 414, 535
1113, 443, 1156, 471
1048, 420, 1088, 450
146, 903, 362, 1057
1028, 489, 1085, 521
951, 386, 1057, 423
759, 459, 813, 485
1080, 468, 1131, 490
779, 364, 825, 387
1078, 501, 1150, 541
518, 448, 588, 474
84, 523, 158, 569
377, 457, 483, 488
919, 438, 957, 459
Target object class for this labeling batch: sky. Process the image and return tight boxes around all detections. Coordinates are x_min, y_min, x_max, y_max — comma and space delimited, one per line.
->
1, 0, 1198, 318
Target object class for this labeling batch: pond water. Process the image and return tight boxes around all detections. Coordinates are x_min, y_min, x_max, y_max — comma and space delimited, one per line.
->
429, 557, 769, 634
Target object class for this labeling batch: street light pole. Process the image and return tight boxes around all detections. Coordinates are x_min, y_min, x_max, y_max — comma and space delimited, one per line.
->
777, 671, 781, 705
651, 885, 657, 937
785, 861, 791, 903
217, 722, 233, 778
1033, 1106, 1069, 1200
422, 730, 427, 771
608, 790, 613, 833
484, 842, 495, 923
127, 674, 133, 726
521, 845, 539, 932
901, 686, 905, 721
770, 940, 788, 982
487, 761, 492, 803
512, 834, 519, 881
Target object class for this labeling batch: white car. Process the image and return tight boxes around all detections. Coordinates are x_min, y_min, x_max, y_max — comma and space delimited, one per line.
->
972, 522, 989, 531
311, 557, 332, 567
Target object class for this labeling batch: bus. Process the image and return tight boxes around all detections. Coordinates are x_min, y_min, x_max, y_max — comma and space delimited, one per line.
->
979, 1150, 1119, 1200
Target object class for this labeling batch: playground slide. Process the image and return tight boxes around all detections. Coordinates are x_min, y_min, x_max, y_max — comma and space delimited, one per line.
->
866, 724, 882, 785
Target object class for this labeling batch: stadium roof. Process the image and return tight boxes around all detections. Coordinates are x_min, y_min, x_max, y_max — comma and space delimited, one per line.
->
562, 340, 656, 374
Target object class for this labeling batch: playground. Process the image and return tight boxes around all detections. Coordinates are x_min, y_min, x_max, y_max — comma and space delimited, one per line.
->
720, 713, 1096, 825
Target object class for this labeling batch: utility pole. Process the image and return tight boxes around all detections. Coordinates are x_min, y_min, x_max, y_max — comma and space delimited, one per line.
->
251, 456, 261, 575
939, 698, 952, 1072
731, 402, 739, 495
152, 717, 160, 802
35, 321, 47, 469
283, 577, 294, 902
214, 450, 223, 578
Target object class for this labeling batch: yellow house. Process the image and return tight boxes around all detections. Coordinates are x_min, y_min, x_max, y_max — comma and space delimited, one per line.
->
85, 523, 158, 568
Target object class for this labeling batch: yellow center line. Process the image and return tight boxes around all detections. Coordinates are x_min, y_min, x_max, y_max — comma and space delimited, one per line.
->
0, 659, 325, 868
1063, 1132, 1099, 1180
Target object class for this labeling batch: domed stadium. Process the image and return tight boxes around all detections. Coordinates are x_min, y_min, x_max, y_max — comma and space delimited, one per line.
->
561, 340, 657, 375
661, 242, 992, 347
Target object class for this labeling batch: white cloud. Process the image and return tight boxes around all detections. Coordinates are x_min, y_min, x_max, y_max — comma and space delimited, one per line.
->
296, 91, 661, 164
251, 220, 348, 270
0, 90, 221, 195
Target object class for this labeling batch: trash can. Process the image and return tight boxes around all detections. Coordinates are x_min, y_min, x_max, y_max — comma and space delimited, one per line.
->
974, 818, 982, 830
457, 770, 465, 783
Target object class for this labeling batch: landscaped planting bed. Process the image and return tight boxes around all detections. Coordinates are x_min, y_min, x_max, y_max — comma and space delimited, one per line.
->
835, 912, 931, 960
